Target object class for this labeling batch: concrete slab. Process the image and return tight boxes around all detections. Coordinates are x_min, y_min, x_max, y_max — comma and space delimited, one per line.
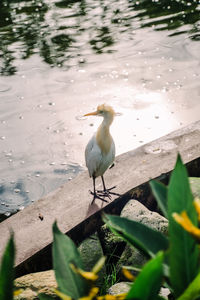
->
0, 120, 200, 276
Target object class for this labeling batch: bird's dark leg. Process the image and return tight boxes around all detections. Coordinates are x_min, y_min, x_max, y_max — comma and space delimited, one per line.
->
90, 176, 108, 204
101, 175, 108, 192
98, 176, 120, 198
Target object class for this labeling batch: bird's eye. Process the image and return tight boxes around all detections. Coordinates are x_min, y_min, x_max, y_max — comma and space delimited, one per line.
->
99, 110, 103, 114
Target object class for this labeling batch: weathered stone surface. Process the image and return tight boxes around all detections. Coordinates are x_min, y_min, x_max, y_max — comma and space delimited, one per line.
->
107, 282, 130, 295
190, 177, 200, 198
121, 199, 168, 235
99, 224, 125, 265
1, 120, 199, 276
160, 287, 171, 298
108, 282, 170, 299
14, 270, 57, 299
117, 200, 168, 274
78, 234, 106, 285
101, 224, 124, 250
117, 244, 147, 276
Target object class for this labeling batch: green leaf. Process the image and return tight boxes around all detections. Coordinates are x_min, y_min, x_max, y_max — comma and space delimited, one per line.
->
103, 215, 168, 258
150, 180, 168, 218
38, 293, 55, 300
0, 234, 15, 300
177, 271, 200, 300
126, 252, 164, 300
168, 154, 199, 297
52, 222, 88, 299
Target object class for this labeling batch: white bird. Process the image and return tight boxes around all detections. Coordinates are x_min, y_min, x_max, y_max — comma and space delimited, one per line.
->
84, 104, 117, 204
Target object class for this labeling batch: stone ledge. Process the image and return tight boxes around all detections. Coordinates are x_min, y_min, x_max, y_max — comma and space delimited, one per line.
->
0, 120, 200, 277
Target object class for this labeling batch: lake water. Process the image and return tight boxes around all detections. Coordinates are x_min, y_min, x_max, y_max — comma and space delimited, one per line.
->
0, 0, 200, 220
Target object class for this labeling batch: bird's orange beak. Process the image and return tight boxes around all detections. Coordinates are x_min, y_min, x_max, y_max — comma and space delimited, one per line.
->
84, 111, 98, 117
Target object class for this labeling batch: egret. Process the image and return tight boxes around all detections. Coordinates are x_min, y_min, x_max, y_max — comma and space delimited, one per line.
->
84, 104, 117, 204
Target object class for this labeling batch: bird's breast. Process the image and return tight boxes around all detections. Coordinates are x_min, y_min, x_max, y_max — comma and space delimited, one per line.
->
96, 126, 112, 155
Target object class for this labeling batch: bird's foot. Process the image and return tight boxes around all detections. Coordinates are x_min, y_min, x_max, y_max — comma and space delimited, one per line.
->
89, 190, 108, 204
96, 186, 121, 199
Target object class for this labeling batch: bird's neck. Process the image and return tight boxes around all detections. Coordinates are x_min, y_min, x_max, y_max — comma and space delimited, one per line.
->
96, 118, 113, 154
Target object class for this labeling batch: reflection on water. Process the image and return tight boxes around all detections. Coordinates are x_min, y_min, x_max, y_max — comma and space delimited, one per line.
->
132, 0, 200, 38
0, 0, 199, 75
0, 0, 200, 220
0, 163, 83, 221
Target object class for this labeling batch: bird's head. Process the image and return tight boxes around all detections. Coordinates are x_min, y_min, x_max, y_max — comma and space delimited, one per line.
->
84, 104, 115, 119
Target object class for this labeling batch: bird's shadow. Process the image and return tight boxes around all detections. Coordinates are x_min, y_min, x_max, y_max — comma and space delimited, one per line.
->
85, 188, 121, 218
85, 198, 105, 218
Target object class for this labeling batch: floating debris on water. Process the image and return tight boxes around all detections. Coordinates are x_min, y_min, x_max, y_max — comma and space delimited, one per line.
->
4, 212, 11, 217
48, 102, 55, 106
5, 152, 12, 157
78, 57, 86, 64
18, 206, 25, 211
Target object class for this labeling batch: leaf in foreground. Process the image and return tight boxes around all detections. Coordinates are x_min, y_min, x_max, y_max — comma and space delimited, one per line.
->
38, 293, 55, 300
53, 222, 88, 299
150, 180, 168, 218
177, 271, 200, 300
0, 234, 15, 300
103, 214, 168, 258
168, 154, 199, 297
125, 252, 164, 300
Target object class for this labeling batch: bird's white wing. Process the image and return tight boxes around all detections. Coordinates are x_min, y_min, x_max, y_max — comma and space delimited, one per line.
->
85, 134, 102, 178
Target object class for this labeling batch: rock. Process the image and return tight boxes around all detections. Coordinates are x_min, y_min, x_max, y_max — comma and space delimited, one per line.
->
14, 200, 170, 299
108, 282, 170, 299
160, 287, 171, 298
190, 177, 200, 198
117, 244, 147, 276
14, 270, 57, 299
100, 224, 125, 253
78, 233, 104, 270
14, 234, 105, 299
121, 199, 168, 235
98, 224, 126, 265
78, 233, 106, 286
107, 282, 130, 295
117, 200, 168, 275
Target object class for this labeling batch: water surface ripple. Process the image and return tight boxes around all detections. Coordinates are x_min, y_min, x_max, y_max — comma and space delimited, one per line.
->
0, 0, 200, 220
